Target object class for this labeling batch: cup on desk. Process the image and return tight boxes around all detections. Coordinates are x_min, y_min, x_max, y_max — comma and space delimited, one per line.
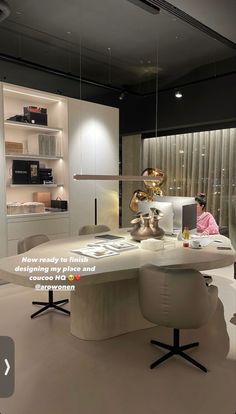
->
190, 239, 202, 249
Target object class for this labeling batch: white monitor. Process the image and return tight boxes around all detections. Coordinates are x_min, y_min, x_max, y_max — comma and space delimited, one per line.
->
154, 196, 196, 230
138, 201, 174, 234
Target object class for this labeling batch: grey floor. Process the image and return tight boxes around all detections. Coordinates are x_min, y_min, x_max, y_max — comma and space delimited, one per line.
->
0, 265, 235, 414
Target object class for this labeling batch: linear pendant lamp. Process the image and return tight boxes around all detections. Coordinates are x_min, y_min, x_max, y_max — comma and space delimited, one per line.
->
73, 174, 162, 182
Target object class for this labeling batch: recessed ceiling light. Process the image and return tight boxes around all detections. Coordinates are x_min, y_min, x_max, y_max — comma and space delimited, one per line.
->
119, 92, 126, 101
66, 31, 72, 35
175, 90, 183, 99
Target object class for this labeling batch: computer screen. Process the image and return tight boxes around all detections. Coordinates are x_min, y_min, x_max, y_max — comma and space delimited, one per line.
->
154, 196, 195, 229
138, 201, 174, 234
182, 204, 197, 232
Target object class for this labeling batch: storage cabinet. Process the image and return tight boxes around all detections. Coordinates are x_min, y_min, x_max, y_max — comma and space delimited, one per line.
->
7, 212, 69, 256
68, 98, 119, 235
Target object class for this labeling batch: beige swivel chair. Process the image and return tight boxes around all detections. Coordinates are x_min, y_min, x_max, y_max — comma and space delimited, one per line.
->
17, 234, 70, 319
78, 224, 111, 235
139, 264, 218, 372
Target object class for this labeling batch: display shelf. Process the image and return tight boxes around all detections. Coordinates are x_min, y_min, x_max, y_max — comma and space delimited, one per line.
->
3, 86, 61, 104
4, 120, 62, 133
7, 211, 69, 219
5, 154, 63, 160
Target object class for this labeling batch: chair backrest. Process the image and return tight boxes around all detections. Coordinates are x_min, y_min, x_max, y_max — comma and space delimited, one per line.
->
139, 264, 218, 329
17, 234, 50, 254
78, 224, 111, 236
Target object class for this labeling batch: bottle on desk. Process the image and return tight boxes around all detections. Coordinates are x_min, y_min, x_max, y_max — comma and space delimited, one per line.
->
182, 226, 190, 247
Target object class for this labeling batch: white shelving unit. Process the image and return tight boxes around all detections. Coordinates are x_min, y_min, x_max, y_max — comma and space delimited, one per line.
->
0, 82, 120, 257
1, 83, 70, 255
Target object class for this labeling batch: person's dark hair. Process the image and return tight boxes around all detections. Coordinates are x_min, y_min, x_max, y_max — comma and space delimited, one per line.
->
195, 193, 206, 208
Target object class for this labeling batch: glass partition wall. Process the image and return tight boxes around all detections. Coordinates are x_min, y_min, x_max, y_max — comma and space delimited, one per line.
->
0, 0, 235, 244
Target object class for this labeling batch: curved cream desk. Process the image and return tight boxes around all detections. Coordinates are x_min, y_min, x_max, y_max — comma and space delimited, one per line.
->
0, 231, 234, 340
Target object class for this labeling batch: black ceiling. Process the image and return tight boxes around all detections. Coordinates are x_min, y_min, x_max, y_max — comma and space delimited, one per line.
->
0, 0, 235, 95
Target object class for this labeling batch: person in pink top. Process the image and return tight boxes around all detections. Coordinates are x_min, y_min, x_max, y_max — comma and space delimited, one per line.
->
195, 193, 219, 235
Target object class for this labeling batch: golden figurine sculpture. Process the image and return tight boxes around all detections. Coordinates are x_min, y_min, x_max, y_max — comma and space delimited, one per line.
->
129, 168, 165, 212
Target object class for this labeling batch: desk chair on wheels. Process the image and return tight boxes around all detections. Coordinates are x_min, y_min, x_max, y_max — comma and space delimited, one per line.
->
17, 234, 70, 319
139, 264, 218, 372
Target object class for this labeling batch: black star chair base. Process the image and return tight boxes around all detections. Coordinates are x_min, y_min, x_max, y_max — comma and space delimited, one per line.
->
17, 234, 70, 319
31, 289, 70, 319
139, 265, 218, 373
150, 328, 206, 372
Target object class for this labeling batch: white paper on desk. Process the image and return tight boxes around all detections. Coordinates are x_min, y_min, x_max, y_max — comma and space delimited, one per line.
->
99, 241, 139, 252
71, 247, 119, 259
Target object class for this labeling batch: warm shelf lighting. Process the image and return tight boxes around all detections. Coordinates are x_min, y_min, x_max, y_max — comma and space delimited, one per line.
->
3, 88, 61, 102
73, 174, 163, 182
4, 121, 62, 132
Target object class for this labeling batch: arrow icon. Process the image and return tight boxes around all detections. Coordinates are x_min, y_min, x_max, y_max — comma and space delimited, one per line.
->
4, 359, 10, 376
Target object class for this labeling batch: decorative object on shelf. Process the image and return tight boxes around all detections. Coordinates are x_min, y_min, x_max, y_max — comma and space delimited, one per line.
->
130, 208, 164, 241
129, 167, 165, 212
33, 192, 51, 207
6, 107, 48, 126
7, 202, 24, 215
28, 134, 61, 157
51, 199, 68, 211
39, 168, 53, 184
7, 115, 28, 123
12, 159, 40, 184
7, 202, 45, 215
5, 141, 23, 154
24, 106, 47, 125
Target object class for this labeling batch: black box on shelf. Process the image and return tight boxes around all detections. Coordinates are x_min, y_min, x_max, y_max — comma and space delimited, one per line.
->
24, 107, 47, 125
39, 168, 53, 184
12, 160, 40, 184
51, 200, 68, 211
12, 160, 29, 184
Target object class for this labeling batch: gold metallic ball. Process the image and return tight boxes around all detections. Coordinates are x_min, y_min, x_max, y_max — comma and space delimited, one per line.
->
142, 168, 165, 192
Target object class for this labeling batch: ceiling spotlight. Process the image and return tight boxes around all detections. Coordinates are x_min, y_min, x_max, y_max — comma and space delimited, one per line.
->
175, 90, 183, 99
0, 0, 10, 21
119, 92, 126, 101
